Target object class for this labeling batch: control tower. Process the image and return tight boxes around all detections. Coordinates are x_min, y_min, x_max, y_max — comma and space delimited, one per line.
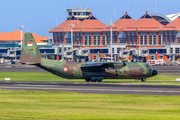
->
67, 9, 92, 21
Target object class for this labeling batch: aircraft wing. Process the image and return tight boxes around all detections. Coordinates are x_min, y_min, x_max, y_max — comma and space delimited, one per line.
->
81, 62, 126, 69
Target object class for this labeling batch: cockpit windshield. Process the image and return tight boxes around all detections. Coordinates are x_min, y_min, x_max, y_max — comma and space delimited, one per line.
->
145, 63, 152, 69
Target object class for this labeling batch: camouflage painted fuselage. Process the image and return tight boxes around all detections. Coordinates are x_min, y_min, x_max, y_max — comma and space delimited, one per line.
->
40, 58, 153, 79
20, 33, 157, 81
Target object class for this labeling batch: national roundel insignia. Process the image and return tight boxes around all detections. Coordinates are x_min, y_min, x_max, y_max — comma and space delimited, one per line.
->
63, 67, 68, 72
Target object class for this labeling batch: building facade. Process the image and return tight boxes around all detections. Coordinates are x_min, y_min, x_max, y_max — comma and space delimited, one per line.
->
49, 10, 180, 62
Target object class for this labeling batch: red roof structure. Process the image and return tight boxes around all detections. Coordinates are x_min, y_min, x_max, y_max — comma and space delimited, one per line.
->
103, 11, 136, 32
73, 15, 107, 32
0, 30, 47, 43
49, 16, 81, 33
123, 11, 164, 32
159, 16, 180, 31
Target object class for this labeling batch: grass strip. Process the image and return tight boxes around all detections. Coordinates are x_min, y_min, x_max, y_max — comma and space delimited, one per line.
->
1, 72, 180, 85
0, 90, 180, 120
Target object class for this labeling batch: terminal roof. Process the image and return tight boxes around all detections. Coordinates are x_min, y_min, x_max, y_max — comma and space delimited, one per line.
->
0, 30, 47, 43
122, 11, 164, 32
159, 16, 180, 31
49, 16, 81, 33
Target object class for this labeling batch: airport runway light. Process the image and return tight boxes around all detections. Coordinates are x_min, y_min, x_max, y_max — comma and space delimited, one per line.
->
108, 23, 113, 61
18, 25, 24, 49
68, 24, 74, 61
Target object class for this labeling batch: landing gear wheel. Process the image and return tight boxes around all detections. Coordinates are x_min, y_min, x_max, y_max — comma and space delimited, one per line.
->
91, 79, 96, 82
85, 78, 91, 82
141, 78, 146, 82
97, 79, 102, 82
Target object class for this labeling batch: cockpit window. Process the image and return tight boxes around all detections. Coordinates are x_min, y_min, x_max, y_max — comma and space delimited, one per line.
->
146, 64, 150, 67
145, 63, 152, 69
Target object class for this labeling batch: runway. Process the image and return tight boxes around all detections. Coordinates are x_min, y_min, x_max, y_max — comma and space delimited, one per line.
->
0, 82, 180, 95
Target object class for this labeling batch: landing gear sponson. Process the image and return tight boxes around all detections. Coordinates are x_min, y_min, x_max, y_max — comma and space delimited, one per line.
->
86, 78, 147, 82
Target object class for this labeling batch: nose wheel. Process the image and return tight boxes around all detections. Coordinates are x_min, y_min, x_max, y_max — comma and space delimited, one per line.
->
141, 78, 146, 82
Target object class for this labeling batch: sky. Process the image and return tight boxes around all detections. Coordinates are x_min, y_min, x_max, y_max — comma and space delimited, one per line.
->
0, 0, 180, 37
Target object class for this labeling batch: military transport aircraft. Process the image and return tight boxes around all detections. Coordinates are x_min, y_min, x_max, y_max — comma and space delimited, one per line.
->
20, 33, 157, 82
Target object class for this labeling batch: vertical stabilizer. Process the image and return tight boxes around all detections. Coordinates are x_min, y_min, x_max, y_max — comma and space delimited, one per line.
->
20, 32, 42, 64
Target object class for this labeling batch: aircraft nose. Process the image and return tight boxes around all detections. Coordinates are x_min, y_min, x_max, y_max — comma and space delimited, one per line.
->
152, 69, 158, 76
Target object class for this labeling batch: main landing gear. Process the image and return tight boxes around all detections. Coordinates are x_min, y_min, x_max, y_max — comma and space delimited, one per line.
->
141, 78, 146, 82
85, 77, 103, 82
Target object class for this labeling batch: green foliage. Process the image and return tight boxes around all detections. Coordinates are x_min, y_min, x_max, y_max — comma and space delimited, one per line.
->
46, 54, 54, 60
0, 90, 180, 120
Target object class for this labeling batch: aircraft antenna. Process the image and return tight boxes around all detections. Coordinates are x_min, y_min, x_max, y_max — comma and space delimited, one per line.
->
155, 0, 157, 13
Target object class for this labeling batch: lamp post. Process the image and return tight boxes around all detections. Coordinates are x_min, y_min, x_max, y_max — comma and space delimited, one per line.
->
18, 25, 24, 49
108, 23, 113, 61
68, 24, 74, 61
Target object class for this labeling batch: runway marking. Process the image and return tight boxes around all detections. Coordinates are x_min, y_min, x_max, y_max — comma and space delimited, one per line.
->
15, 84, 62, 87
1, 86, 180, 93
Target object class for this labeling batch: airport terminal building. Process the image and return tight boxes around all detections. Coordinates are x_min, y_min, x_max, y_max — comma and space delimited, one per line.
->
49, 9, 180, 62
1, 9, 180, 63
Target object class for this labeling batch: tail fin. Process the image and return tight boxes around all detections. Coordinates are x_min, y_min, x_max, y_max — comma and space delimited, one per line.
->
20, 32, 42, 64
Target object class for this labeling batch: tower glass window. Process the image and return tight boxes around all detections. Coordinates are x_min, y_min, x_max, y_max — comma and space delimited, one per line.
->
132, 36, 134, 45
62, 34, 64, 43
77, 36, 79, 45
58, 33, 60, 43
140, 36, 143, 45
158, 36, 161, 45
128, 36, 130, 44
94, 36, 96, 45
120, 38, 126, 43
153, 36, 156, 45
107, 36, 110, 44
169, 35, 172, 43
149, 36, 152, 45
178, 37, 180, 43
85, 36, 87, 45
165, 35, 167, 44
98, 36, 100, 45
54, 33, 57, 43
89, 36, 91, 45
81, 36, 83, 45
73, 36, 75, 44
136, 36, 138, 44
115, 35, 118, 43
102, 36, 106, 45
144, 36, 147, 45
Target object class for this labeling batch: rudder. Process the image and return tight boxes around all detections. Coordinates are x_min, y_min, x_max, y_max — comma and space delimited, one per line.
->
20, 32, 42, 64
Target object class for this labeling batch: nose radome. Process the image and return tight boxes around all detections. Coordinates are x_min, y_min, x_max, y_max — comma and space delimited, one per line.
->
152, 69, 158, 76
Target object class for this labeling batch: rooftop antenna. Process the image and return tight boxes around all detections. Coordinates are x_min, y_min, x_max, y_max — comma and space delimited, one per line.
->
71, 1, 73, 9
114, 6, 115, 22
81, 2, 82, 9
56, 19, 58, 26
155, 0, 157, 13
131, 6, 133, 24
